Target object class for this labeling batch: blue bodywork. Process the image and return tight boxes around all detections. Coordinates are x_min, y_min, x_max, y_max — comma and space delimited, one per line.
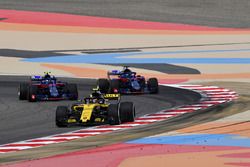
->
108, 70, 147, 94
30, 75, 76, 101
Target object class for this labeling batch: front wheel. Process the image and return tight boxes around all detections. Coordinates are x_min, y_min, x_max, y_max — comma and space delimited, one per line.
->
108, 104, 121, 125
147, 78, 159, 94
19, 83, 29, 100
56, 106, 69, 127
120, 102, 135, 123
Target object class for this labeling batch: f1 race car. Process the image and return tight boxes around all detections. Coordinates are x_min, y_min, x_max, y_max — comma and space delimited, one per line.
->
97, 66, 159, 94
55, 88, 135, 127
19, 72, 78, 102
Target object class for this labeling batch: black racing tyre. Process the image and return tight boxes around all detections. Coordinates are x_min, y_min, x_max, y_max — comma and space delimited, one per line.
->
67, 84, 78, 100
140, 78, 146, 89
109, 79, 120, 93
120, 102, 135, 123
19, 83, 29, 100
147, 78, 159, 94
28, 85, 38, 102
56, 106, 69, 127
97, 78, 110, 93
108, 104, 121, 125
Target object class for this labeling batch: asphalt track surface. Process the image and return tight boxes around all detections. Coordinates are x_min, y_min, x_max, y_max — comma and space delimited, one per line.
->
0, 0, 250, 28
0, 82, 247, 164
0, 76, 201, 145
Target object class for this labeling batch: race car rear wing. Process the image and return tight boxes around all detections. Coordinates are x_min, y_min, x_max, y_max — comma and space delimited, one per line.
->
31, 75, 42, 81
104, 93, 121, 101
107, 70, 121, 79
31, 74, 56, 81
108, 70, 121, 75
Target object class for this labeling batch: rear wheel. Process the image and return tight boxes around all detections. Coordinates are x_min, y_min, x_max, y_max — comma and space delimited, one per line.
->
120, 102, 135, 123
19, 83, 29, 100
147, 78, 159, 94
97, 79, 110, 93
108, 104, 121, 125
140, 78, 146, 89
28, 85, 38, 102
56, 106, 69, 127
67, 84, 78, 100
109, 79, 120, 93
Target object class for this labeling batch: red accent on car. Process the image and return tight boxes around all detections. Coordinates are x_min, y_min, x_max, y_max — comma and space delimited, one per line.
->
48, 98, 64, 100
56, 83, 65, 86
37, 84, 48, 88
120, 78, 128, 82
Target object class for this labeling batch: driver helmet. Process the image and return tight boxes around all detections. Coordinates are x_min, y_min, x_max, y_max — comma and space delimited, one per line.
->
91, 87, 103, 99
123, 68, 131, 73
44, 72, 51, 79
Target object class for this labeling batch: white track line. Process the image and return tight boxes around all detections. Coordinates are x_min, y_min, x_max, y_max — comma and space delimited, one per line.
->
0, 146, 32, 150
141, 115, 174, 119
0, 84, 237, 154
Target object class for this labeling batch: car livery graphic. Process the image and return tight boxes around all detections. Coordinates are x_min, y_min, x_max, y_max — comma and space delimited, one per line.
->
55, 87, 135, 127
19, 72, 78, 102
97, 66, 159, 94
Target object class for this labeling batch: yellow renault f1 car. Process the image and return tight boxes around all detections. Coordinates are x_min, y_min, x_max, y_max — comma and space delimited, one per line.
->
55, 88, 135, 127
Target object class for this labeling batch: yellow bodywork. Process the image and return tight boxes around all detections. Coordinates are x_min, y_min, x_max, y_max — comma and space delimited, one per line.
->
80, 104, 98, 122
71, 103, 109, 123
67, 93, 120, 124
67, 118, 77, 123
104, 94, 120, 99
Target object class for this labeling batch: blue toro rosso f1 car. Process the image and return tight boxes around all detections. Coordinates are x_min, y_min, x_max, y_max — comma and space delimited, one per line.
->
19, 72, 78, 102
97, 66, 159, 94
